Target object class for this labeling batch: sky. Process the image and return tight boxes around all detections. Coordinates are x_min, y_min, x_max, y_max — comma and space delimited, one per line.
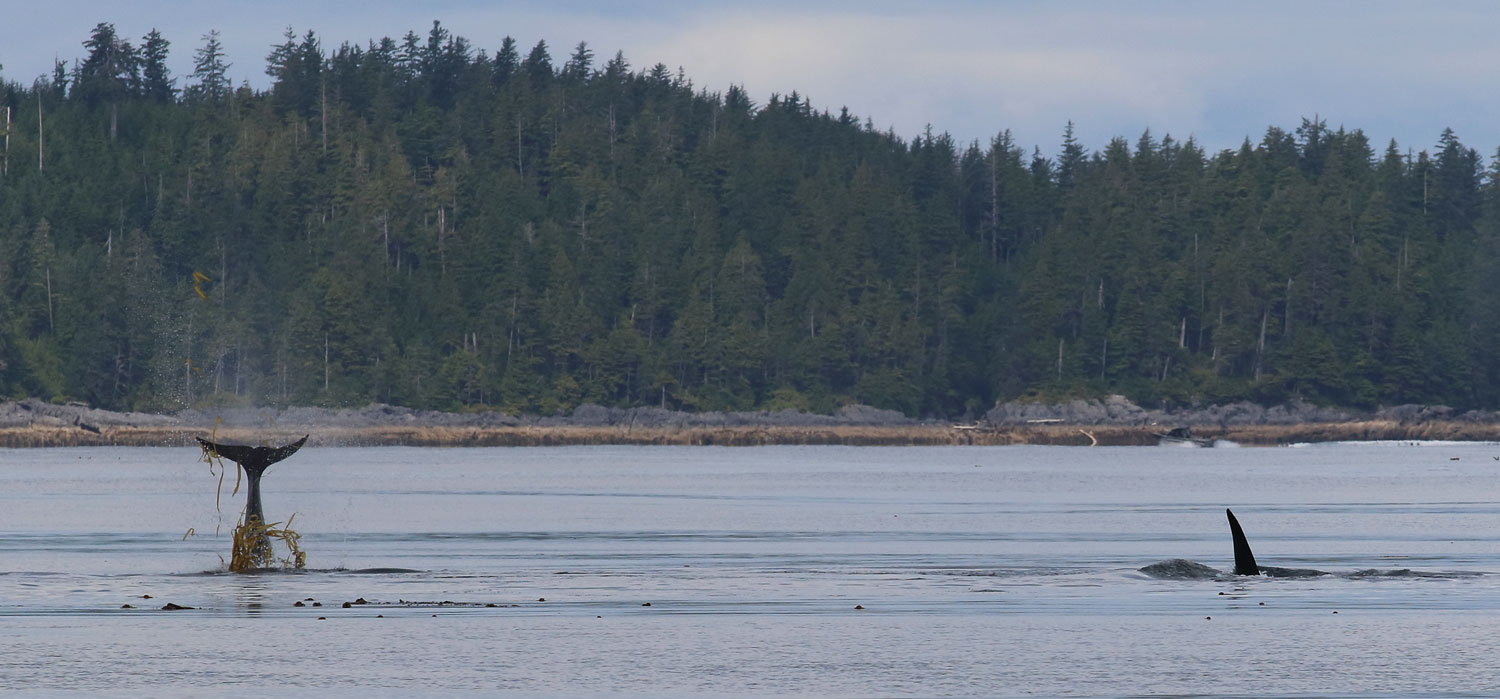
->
3, 0, 1497, 161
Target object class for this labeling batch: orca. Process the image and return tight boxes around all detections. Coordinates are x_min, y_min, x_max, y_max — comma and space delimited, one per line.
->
1224, 508, 1327, 577
1138, 508, 1328, 579
196, 435, 308, 565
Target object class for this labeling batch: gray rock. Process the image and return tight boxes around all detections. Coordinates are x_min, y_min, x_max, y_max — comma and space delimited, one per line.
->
983, 395, 1371, 427
1374, 404, 1453, 424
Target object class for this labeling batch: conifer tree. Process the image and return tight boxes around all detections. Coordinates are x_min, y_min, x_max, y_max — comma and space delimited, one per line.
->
186, 30, 231, 102
139, 29, 175, 103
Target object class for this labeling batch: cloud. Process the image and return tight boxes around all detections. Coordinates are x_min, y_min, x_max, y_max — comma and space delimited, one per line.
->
4, 1, 1498, 157
635, 7, 1221, 146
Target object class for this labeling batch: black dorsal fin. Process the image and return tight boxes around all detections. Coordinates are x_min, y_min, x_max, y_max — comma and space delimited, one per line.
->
1226, 508, 1261, 575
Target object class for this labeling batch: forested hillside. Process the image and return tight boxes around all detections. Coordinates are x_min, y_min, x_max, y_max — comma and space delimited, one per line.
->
1, 22, 1498, 417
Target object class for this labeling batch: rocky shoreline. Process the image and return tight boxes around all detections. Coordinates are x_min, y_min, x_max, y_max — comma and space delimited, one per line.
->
0, 396, 1497, 448
980, 394, 1488, 428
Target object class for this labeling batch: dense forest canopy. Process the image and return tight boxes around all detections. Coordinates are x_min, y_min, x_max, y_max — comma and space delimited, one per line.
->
1, 21, 1497, 417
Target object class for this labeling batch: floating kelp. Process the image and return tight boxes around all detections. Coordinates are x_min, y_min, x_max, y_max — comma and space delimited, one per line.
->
228, 514, 306, 572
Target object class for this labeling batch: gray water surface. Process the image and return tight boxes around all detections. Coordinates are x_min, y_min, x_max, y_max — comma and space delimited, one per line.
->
4, 443, 1500, 696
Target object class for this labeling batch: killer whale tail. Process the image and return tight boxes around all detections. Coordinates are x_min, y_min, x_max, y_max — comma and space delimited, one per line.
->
196, 435, 308, 478
1226, 508, 1260, 575
195, 435, 310, 572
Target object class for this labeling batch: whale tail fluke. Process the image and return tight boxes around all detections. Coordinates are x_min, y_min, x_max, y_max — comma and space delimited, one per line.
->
1226, 508, 1261, 575
196, 435, 308, 478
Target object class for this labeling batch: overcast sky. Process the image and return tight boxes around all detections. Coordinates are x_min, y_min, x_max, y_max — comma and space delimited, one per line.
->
3, 0, 1496, 161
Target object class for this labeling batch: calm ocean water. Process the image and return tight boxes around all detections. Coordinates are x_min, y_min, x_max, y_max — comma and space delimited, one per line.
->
4, 442, 1500, 696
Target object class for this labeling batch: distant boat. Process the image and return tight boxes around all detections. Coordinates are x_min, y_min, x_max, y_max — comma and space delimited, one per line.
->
1153, 426, 1213, 448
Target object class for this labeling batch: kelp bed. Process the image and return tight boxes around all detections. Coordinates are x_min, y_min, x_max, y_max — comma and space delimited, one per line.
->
227, 516, 306, 572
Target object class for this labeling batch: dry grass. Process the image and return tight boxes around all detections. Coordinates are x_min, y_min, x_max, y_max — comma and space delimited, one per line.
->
4, 421, 1500, 448
1201, 421, 1500, 445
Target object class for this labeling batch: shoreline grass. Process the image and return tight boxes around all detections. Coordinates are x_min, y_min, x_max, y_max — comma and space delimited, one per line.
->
2, 421, 1498, 448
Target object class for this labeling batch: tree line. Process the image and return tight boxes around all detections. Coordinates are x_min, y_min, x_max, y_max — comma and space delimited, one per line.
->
1, 21, 1497, 417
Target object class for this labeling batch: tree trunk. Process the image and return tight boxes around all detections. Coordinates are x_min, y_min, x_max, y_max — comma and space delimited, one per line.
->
1283, 277, 1293, 339
1254, 309, 1268, 381
437, 207, 446, 277
44, 267, 54, 333
1057, 338, 1064, 383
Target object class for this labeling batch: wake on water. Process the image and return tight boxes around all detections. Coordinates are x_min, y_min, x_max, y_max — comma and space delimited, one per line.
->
1135, 560, 1477, 580
1136, 559, 1333, 579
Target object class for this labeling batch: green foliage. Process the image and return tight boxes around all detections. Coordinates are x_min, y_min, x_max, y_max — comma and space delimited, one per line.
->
1, 23, 1498, 417
186, 30, 231, 102
762, 387, 811, 412
15, 336, 66, 401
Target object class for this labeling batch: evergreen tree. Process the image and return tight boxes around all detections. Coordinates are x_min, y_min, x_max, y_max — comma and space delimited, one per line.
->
563, 41, 593, 82
186, 30, 231, 102
76, 22, 137, 105
493, 36, 519, 85
523, 40, 552, 86
139, 29, 175, 103
76, 22, 138, 140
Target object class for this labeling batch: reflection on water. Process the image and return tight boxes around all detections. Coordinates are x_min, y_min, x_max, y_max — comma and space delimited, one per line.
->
4, 443, 1500, 695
